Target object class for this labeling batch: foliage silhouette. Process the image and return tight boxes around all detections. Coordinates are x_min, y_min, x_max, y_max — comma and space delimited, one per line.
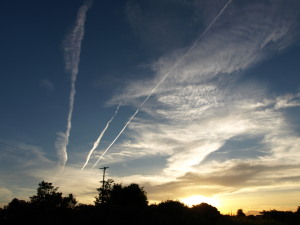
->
237, 208, 246, 218
190, 203, 222, 225
260, 210, 299, 225
30, 180, 77, 210
95, 178, 114, 205
95, 179, 148, 209
1, 179, 300, 225
149, 200, 188, 225
110, 183, 148, 208
94, 179, 149, 225
5, 198, 28, 211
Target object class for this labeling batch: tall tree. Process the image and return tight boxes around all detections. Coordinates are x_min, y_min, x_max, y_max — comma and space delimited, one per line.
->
110, 183, 148, 209
30, 180, 77, 210
95, 180, 148, 209
95, 179, 114, 205
30, 180, 62, 210
4, 198, 28, 211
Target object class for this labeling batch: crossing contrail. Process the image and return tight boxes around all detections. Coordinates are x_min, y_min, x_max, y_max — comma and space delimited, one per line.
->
55, 0, 93, 168
92, 0, 232, 168
81, 104, 121, 171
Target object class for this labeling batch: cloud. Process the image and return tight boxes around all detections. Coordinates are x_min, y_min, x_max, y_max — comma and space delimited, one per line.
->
56, 0, 93, 168
275, 93, 300, 109
27, 166, 101, 205
4, 0, 297, 208
82, 104, 121, 170
0, 141, 59, 206
40, 79, 55, 92
163, 161, 300, 198
0, 187, 13, 207
0, 138, 101, 206
125, 0, 199, 54
118, 0, 300, 105
0, 141, 56, 168
98, 0, 300, 205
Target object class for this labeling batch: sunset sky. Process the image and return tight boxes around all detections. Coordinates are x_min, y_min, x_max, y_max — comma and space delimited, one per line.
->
1, 0, 300, 214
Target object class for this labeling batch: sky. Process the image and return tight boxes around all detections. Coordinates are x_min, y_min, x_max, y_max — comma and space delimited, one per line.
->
0, 0, 300, 214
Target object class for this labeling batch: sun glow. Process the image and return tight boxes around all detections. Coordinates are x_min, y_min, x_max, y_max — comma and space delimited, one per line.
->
180, 195, 220, 207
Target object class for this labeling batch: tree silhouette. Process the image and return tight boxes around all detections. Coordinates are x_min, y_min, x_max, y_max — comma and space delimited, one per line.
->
30, 180, 63, 210
237, 208, 246, 217
30, 180, 77, 210
2, 198, 31, 224
61, 193, 77, 209
157, 200, 187, 214
190, 203, 221, 225
95, 180, 148, 209
153, 200, 188, 225
260, 209, 298, 225
4, 198, 28, 211
2, 179, 300, 225
95, 178, 114, 205
110, 183, 148, 209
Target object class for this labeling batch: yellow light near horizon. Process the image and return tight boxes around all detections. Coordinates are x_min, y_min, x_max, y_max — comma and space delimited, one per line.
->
180, 195, 220, 208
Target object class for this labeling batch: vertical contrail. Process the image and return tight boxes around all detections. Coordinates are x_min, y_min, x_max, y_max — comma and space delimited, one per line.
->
56, 0, 93, 168
81, 104, 121, 171
92, 0, 232, 168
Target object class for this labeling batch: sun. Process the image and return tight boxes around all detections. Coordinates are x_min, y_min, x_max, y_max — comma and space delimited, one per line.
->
180, 195, 220, 207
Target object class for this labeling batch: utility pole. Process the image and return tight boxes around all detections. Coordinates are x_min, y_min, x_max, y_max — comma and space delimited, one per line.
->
99, 167, 109, 189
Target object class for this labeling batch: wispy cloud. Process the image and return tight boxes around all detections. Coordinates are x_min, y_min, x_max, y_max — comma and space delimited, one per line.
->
0, 187, 13, 207
100, 0, 300, 205
118, 0, 299, 105
40, 79, 55, 92
55, 0, 93, 168
92, 0, 233, 169
27, 165, 101, 205
81, 104, 121, 171
0, 141, 59, 206
2, 0, 300, 211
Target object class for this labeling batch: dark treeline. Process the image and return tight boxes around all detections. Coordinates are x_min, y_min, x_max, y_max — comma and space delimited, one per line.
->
1, 179, 299, 225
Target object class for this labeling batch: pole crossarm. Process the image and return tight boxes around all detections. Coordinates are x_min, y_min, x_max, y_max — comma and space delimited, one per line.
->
99, 167, 109, 188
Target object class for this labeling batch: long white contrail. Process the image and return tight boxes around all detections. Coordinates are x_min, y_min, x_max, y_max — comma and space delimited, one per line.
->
56, 0, 93, 168
81, 104, 121, 171
92, 0, 232, 168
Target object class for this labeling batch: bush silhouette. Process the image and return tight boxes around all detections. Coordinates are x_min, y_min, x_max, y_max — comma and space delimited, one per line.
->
142, 200, 188, 225
189, 203, 221, 225
111, 183, 148, 209
30, 180, 77, 210
5, 198, 28, 211
95, 180, 148, 209
2, 179, 300, 225
237, 208, 246, 218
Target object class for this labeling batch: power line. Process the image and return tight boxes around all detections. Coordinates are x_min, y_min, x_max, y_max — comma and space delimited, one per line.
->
0, 141, 82, 167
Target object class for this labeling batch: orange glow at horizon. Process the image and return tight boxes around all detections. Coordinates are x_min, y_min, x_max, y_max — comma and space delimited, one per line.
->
180, 195, 220, 208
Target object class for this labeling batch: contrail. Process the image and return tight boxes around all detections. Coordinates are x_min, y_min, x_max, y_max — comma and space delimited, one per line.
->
92, 0, 232, 168
81, 104, 121, 171
55, 0, 93, 168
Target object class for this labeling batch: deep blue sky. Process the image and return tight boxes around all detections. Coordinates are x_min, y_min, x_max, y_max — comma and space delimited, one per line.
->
1, 0, 300, 213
